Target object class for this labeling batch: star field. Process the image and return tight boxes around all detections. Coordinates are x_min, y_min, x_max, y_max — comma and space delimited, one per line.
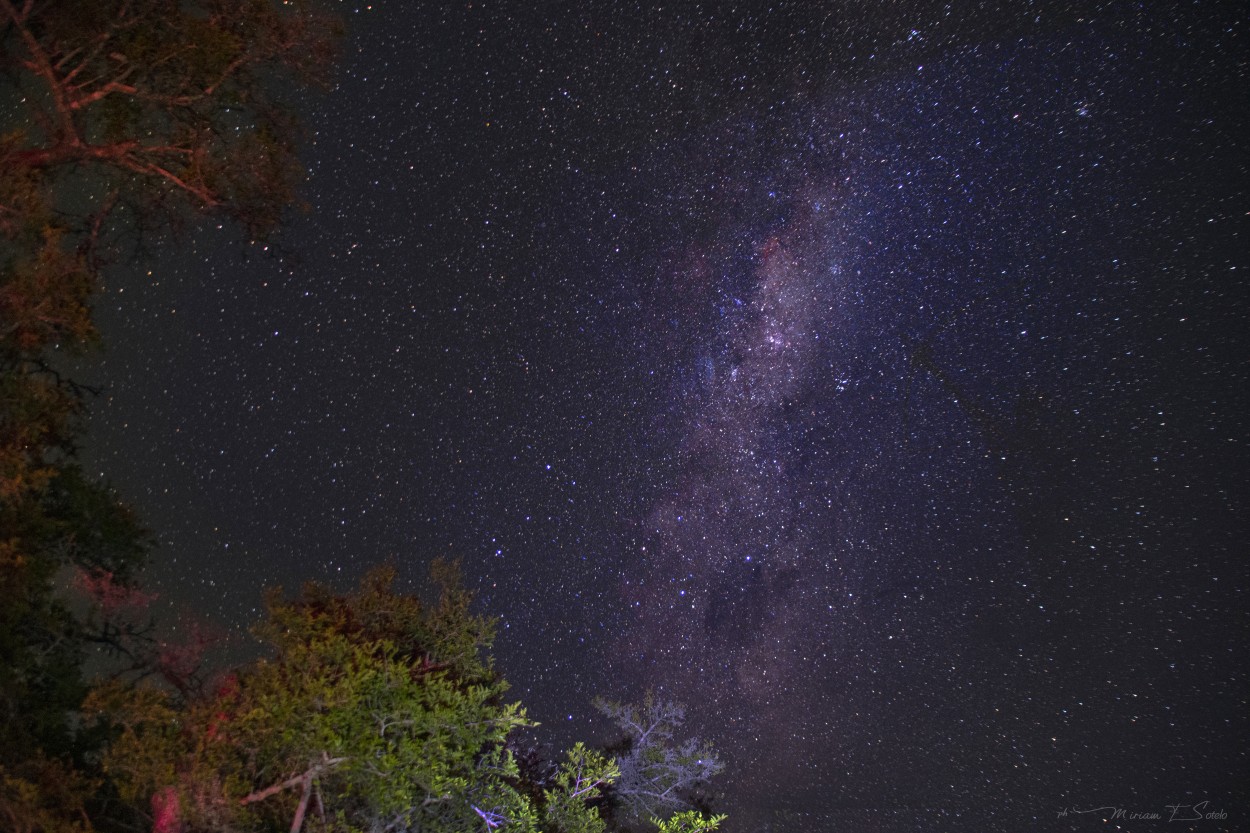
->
84, 3, 1246, 830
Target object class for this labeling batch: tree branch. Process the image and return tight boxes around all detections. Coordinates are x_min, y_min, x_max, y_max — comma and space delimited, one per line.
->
0, 0, 80, 143
288, 773, 313, 833
238, 756, 348, 807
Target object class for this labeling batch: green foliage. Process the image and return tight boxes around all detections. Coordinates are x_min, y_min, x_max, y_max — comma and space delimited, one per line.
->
541, 743, 619, 833
649, 811, 727, 833
90, 564, 674, 833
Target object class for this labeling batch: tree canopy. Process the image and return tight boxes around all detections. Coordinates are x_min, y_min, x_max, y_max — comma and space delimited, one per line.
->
88, 564, 724, 833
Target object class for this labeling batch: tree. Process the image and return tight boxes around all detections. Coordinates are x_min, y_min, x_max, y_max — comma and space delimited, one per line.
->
0, 1, 339, 828
89, 564, 714, 833
1, 0, 339, 499
594, 694, 724, 829
90, 562, 523, 832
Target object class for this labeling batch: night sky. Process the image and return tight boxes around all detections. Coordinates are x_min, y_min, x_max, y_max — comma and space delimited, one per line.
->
82, 2, 1246, 830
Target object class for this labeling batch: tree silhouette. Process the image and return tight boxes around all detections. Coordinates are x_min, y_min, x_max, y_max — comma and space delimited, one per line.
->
0, 2, 339, 828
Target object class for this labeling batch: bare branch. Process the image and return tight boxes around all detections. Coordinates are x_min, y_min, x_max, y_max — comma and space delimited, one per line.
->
0, 0, 80, 143
238, 756, 348, 807
65, 67, 137, 110
288, 774, 313, 833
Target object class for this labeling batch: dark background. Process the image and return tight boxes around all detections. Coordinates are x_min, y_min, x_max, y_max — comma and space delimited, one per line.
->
83, 2, 1247, 830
